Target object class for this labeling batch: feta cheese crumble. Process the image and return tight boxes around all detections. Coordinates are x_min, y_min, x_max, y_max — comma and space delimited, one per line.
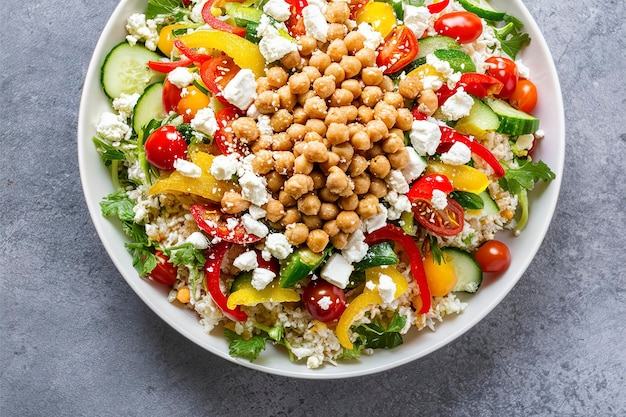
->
252, 268, 276, 291
173, 158, 202, 178
431, 189, 448, 210
168, 67, 194, 89
440, 89, 474, 121
440, 141, 472, 165
263, 0, 291, 22
96, 112, 130, 142
377, 274, 397, 304
191, 107, 219, 137
320, 253, 353, 289
410, 120, 442, 156
357, 22, 383, 51
222, 69, 258, 110
125, 13, 159, 51
258, 15, 299, 63
209, 153, 239, 180
303, 5, 329, 43
233, 250, 259, 271
263, 233, 293, 260
186, 231, 209, 250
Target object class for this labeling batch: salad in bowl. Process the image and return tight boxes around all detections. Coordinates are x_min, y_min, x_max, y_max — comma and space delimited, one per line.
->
86, 0, 557, 371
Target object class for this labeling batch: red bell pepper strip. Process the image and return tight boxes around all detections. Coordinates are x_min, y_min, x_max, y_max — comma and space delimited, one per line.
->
365, 225, 431, 314
173, 39, 212, 64
190, 204, 261, 244
406, 173, 454, 201
204, 241, 248, 321
147, 56, 193, 73
411, 106, 428, 121
458, 73, 503, 98
438, 126, 506, 177
284, 0, 308, 37
213, 105, 251, 156
427, 0, 450, 14
202, 0, 247, 37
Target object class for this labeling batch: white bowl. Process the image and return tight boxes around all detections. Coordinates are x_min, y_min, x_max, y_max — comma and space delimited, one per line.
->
78, 0, 565, 379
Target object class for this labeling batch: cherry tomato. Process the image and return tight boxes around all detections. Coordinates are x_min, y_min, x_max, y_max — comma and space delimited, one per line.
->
412, 197, 465, 236
214, 105, 250, 156
434, 11, 483, 44
348, 0, 369, 19
144, 125, 188, 170
376, 25, 419, 74
177, 85, 210, 123
509, 78, 538, 113
474, 240, 511, 273
302, 280, 347, 322
485, 56, 519, 99
149, 251, 178, 285
189, 204, 262, 244
284, 0, 308, 37
162, 78, 182, 113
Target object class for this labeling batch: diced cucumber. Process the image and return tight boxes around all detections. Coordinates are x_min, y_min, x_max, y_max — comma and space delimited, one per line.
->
100, 41, 164, 99
433, 49, 476, 73
477, 190, 500, 215
224, 2, 264, 26
353, 242, 399, 271
484, 98, 540, 136
132, 82, 166, 134
231, 271, 253, 292
457, 0, 506, 21
416, 35, 462, 60
454, 97, 501, 138
442, 248, 483, 293
279, 247, 330, 288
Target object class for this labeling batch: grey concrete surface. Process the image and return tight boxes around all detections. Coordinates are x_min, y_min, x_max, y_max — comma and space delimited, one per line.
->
1, 1, 625, 416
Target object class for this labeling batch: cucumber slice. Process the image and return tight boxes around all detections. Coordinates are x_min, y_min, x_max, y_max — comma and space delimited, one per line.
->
433, 49, 476, 73
279, 247, 330, 288
353, 242, 399, 271
100, 42, 164, 99
231, 271, 253, 292
224, 2, 264, 25
443, 248, 483, 293
484, 98, 540, 136
457, 0, 506, 21
416, 35, 462, 60
477, 191, 499, 215
454, 97, 500, 138
132, 82, 166, 134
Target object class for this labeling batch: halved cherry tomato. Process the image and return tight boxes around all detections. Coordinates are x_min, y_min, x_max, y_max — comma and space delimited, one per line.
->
485, 56, 518, 99
411, 196, 465, 236
509, 78, 538, 113
348, 0, 369, 19
149, 251, 178, 285
162, 78, 182, 113
177, 85, 210, 123
302, 280, 347, 322
458, 72, 503, 98
376, 25, 419, 74
144, 125, 188, 171
214, 105, 250, 156
190, 204, 261, 244
199, 55, 241, 104
285, 0, 308, 37
434, 11, 483, 44
474, 240, 511, 273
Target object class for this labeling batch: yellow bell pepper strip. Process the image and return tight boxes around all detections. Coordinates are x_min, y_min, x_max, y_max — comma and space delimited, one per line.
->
365, 224, 431, 314
355, 2, 396, 38
425, 160, 489, 194
422, 252, 457, 297
205, 241, 248, 321
438, 126, 505, 177
336, 266, 408, 350
177, 30, 265, 78
148, 151, 235, 202
158, 23, 190, 56
227, 279, 300, 310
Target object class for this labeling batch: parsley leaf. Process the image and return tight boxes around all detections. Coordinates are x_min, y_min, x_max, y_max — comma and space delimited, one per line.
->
354, 313, 406, 350
100, 190, 135, 222
499, 158, 556, 195
224, 329, 267, 362
163, 243, 206, 267
493, 15, 531, 59
93, 137, 126, 163
125, 242, 157, 276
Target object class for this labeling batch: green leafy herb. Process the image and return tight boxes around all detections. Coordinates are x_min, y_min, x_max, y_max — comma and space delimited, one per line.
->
499, 158, 556, 195
163, 243, 206, 267
450, 190, 485, 210
492, 15, 531, 59
354, 313, 406, 350
224, 329, 267, 362
100, 189, 135, 222
146, 0, 189, 20
93, 137, 126, 163
429, 235, 445, 265
125, 242, 157, 276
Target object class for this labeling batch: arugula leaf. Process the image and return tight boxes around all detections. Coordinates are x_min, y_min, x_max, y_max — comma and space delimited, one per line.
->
93, 137, 126, 163
224, 329, 267, 362
492, 15, 530, 59
145, 0, 188, 19
164, 243, 206, 267
100, 190, 135, 222
354, 313, 406, 350
499, 158, 556, 195
125, 242, 157, 276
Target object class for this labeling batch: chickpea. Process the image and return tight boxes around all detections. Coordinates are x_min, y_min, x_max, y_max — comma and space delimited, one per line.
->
280, 50, 302, 70
221, 190, 250, 214
270, 109, 294, 133
265, 171, 285, 192
250, 150, 275, 175
384, 91, 405, 109
340, 56, 362, 79
352, 173, 371, 195
374, 101, 397, 129
281, 207, 302, 227
368, 178, 388, 198
329, 88, 354, 107
326, 166, 351, 195
288, 72, 311, 95
336, 211, 361, 234
366, 119, 389, 142
294, 154, 314, 174
357, 105, 374, 124
369, 154, 391, 179
251, 134, 272, 153
303, 140, 329, 163
417, 89, 439, 116
366, 143, 384, 158
382, 134, 404, 154
341, 79, 362, 99
327, 39, 348, 62
310, 170, 326, 189
293, 106, 309, 124
307, 229, 330, 253
388, 147, 410, 169
379, 75, 394, 92
348, 154, 369, 176
298, 35, 318, 56
279, 190, 297, 207
342, 105, 359, 122
323, 220, 340, 237
338, 193, 359, 211
302, 215, 323, 230
267, 66, 289, 88
277, 85, 297, 112
361, 85, 384, 107
319, 152, 341, 174
327, 23, 348, 41
256, 76, 271, 94
301, 65, 322, 82
303, 96, 328, 119
325, 107, 348, 125
330, 232, 349, 249
395, 107, 414, 131
318, 202, 340, 220
299, 91, 316, 107
286, 123, 307, 142
357, 194, 380, 218
255, 90, 280, 114
343, 31, 365, 53
319, 186, 340, 202
231, 117, 260, 143
305, 119, 327, 137
271, 132, 293, 151
285, 223, 309, 246
325, 1, 350, 23
309, 51, 332, 72
283, 174, 314, 199
265, 199, 286, 222
361, 67, 383, 86
332, 142, 354, 165
273, 151, 295, 175
312, 75, 336, 99
326, 122, 350, 145
355, 47, 376, 68
298, 193, 322, 216
398, 75, 423, 99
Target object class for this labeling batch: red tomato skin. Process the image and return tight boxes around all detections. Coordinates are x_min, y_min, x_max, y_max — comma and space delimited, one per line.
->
302, 280, 347, 322
509, 79, 538, 113
150, 251, 178, 285
144, 125, 188, 171
474, 240, 511, 273
434, 11, 483, 44
485, 57, 519, 99
412, 197, 465, 236
376, 26, 419, 74
162, 79, 182, 113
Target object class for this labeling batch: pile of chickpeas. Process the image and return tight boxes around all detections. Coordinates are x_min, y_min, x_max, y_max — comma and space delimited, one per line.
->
220, 1, 437, 253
